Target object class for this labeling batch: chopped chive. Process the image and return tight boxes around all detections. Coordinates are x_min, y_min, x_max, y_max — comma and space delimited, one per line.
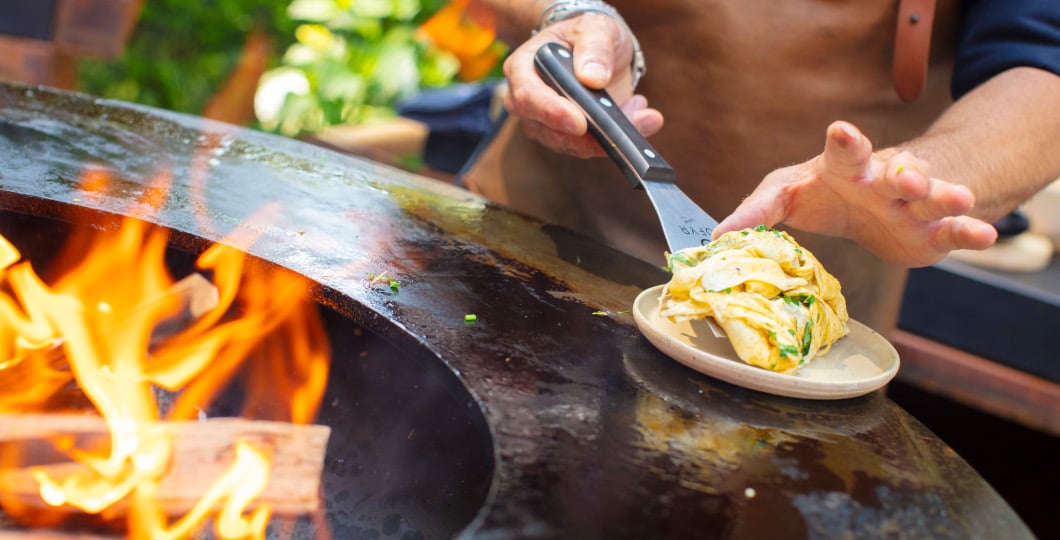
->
801, 321, 813, 356
464, 313, 477, 322
669, 251, 695, 268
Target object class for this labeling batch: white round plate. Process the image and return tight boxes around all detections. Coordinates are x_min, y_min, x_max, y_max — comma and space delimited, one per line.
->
633, 285, 900, 400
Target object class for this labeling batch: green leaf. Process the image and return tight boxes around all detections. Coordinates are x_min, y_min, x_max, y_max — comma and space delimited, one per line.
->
346, 0, 421, 20
319, 70, 365, 102
372, 44, 420, 101
276, 93, 324, 136
419, 48, 460, 87
288, 0, 340, 22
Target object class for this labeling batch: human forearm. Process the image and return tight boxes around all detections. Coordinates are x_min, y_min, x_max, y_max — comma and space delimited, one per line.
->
896, 66, 1060, 222
715, 66, 1060, 266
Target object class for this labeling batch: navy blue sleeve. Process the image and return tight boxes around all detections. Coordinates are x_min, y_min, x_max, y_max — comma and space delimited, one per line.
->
952, 0, 1060, 99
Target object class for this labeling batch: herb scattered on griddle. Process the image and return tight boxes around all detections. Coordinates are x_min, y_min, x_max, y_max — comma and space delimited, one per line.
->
368, 271, 400, 292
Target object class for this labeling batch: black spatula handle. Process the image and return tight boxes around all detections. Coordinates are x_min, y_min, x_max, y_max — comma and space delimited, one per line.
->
533, 42, 675, 187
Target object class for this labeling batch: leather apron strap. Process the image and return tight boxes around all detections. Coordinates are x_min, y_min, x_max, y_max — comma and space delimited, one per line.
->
893, 0, 937, 102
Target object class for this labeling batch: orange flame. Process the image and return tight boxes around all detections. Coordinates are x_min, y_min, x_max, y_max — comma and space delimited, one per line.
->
0, 169, 330, 538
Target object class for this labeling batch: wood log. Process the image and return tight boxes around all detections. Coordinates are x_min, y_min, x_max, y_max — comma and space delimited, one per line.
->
0, 414, 330, 516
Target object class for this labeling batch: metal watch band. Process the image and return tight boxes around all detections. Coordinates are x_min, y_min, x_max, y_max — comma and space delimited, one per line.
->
534, 0, 646, 89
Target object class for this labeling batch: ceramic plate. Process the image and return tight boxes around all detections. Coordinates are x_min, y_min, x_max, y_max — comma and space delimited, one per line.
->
633, 285, 899, 400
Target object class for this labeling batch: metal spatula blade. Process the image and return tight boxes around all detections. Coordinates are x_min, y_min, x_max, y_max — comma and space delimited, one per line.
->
533, 42, 718, 253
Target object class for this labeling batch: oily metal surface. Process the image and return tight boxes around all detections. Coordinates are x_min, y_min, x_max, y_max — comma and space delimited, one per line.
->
0, 82, 1034, 539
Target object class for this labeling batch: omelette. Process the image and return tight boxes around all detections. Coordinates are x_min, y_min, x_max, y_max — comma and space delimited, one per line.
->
659, 226, 849, 372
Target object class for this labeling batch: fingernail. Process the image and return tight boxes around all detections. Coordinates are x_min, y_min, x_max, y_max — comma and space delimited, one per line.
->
840, 123, 860, 140
582, 61, 608, 84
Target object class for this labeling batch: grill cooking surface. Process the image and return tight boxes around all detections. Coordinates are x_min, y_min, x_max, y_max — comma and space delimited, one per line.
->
0, 82, 1033, 539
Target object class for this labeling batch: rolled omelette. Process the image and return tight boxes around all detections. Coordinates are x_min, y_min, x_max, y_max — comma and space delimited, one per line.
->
659, 226, 849, 372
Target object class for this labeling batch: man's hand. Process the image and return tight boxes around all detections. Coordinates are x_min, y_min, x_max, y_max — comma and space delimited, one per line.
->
501, 13, 663, 157
715, 121, 999, 267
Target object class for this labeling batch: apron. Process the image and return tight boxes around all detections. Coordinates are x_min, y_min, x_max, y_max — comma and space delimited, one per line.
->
463, 0, 960, 334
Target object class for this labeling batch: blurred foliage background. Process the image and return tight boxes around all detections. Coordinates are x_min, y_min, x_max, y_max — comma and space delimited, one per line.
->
76, 0, 505, 137
77, 0, 296, 116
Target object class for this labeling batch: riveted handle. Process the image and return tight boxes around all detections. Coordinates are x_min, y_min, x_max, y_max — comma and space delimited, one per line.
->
533, 42, 675, 187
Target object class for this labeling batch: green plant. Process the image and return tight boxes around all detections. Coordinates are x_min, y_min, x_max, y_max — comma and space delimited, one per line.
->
254, 0, 478, 136
77, 0, 296, 116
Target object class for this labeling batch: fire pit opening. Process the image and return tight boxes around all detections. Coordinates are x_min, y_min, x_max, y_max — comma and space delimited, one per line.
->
0, 203, 495, 539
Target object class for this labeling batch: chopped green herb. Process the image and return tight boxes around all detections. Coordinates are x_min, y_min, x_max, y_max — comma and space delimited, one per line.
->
801, 321, 813, 356
669, 251, 695, 267
783, 294, 816, 307
592, 311, 607, 316
368, 271, 400, 291
464, 313, 477, 322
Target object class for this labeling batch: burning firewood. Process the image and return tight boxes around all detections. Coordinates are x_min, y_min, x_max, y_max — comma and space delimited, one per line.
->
0, 204, 333, 538
0, 414, 331, 516
0, 273, 220, 412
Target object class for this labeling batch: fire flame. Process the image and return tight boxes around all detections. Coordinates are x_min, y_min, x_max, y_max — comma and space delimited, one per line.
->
0, 169, 330, 538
